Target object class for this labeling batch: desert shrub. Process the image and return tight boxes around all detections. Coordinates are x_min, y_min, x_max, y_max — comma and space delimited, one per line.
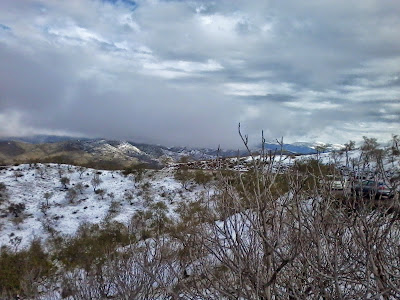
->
107, 192, 115, 200
66, 188, 78, 204
13, 171, 23, 181
0, 240, 54, 297
293, 159, 336, 191
108, 200, 120, 214
229, 171, 290, 202
123, 163, 149, 185
128, 202, 172, 239
147, 202, 170, 232
54, 222, 132, 272
8, 203, 26, 217
124, 190, 134, 202
179, 156, 190, 163
129, 210, 152, 240
141, 182, 151, 191
104, 201, 120, 222
294, 158, 335, 176
35, 166, 45, 179
192, 170, 213, 187
95, 188, 106, 199
174, 200, 212, 226
0, 182, 8, 204
123, 163, 145, 175
60, 176, 70, 188
174, 168, 192, 190
75, 182, 85, 194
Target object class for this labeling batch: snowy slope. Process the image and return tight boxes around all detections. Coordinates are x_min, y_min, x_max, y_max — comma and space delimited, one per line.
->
1, 149, 398, 250
0, 164, 206, 249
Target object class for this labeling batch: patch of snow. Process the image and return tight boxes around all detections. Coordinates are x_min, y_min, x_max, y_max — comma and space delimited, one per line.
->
0, 164, 204, 249
117, 141, 143, 154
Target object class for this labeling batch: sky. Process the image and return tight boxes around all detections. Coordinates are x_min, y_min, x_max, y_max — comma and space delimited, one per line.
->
0, 0, 399, 148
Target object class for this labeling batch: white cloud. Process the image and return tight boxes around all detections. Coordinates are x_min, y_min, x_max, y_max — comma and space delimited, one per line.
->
0, 110, 82, 138
142, 59, 223, 78
48, 25, 108, 44
285, 101, 341, 110
224, 82, 293, 96
0, 0, 399, 146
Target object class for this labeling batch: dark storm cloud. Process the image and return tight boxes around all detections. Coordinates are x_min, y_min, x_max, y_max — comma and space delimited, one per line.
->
0, 0, 399, 146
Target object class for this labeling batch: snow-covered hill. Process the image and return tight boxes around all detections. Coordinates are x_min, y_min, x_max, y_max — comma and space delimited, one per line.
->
0, 135, 349, 167
1, 148, 399, 250
0, 164, 207, 249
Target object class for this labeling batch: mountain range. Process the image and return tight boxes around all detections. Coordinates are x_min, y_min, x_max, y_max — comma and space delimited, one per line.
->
0, 135, 344, 167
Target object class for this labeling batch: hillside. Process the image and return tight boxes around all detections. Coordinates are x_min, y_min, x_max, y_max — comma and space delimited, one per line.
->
0, 163, 210, 249
0, 146, 399, 299
1, 148, 399, 249
0, 139, 240, 167
0, 140, 149, 168
0, 136, 340, 168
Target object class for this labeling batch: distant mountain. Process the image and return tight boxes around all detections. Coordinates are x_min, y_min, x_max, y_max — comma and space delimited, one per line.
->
0, 135, 345, 167
0, 139, 147, 168
0, 137, 247, 167
260, 141, 345, 155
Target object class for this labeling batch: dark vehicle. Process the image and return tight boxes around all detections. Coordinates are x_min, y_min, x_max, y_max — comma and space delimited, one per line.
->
352, 180, 394, 199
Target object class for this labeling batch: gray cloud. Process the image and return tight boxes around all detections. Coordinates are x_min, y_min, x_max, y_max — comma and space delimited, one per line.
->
0, 0, 399, 147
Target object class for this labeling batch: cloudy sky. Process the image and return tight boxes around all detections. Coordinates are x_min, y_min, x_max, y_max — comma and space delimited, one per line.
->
0, 0, 399, 148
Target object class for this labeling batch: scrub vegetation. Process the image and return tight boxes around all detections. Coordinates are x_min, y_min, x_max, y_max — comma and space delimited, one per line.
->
0, 132, 399, 299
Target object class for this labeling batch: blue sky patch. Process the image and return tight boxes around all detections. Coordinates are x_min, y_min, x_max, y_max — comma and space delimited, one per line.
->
0, 24, 11, 31
102, 0, 137, 10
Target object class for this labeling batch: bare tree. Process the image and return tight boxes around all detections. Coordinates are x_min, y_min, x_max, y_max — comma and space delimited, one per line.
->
13, 170, 22, 181
35, 166, 45, 179
343, 140, 355, 168
8, 128, 399, 299
78, 166, 87, 179
44, 192, 53, 207
91, 173, 102, 192
160, 128, 400, 299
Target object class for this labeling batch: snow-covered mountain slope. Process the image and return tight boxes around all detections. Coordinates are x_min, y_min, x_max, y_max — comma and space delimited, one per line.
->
117, 141, 143, 155
0, 164, 208, 249
1, 135, 349, 167
191, 149, 400, 181
1, 147, 398, 250
261, 141, 345, 154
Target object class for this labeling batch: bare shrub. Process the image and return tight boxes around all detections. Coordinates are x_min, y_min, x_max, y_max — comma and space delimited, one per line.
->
60, 176, 70, 189
8, 203, 25, 217
91, 173, 102, 192
0, 182, 8, 204
66, 188, 78, 204
75, 182, 85, 194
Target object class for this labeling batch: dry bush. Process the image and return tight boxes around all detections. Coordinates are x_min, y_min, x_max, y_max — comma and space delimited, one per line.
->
0, 240, 54, 298
3, 129, 400, 299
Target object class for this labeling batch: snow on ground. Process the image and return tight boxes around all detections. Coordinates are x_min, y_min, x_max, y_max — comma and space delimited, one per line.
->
117, 141, 143, 155
1, 150, 398, 249
0, 164, 204, 249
